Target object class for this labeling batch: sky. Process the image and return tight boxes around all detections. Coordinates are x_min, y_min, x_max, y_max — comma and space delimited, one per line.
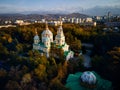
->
0, 0, 120, 15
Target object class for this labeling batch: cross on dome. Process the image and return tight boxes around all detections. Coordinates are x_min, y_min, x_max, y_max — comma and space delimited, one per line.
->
35, 28, 38, 35
59, 16, 62, 26
45, 21, 49, 30
34, 28, 39, 42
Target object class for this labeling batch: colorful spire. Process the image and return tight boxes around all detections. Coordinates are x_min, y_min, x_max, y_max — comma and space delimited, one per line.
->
35, 28, 38, 35
45, 21, 49, 30
59, 16, 62, 26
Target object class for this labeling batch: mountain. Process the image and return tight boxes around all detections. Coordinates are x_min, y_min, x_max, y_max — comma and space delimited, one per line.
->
65, 13, 89, 18
0, 13, 89, 21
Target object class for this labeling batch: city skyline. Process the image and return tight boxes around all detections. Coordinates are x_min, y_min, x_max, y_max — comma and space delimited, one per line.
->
0, 0, 120, 15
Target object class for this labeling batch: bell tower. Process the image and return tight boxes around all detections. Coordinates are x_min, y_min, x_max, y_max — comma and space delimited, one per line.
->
55, 17, 65, 46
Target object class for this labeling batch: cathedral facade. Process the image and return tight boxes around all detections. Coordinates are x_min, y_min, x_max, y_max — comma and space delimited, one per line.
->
33, 21, 74, 60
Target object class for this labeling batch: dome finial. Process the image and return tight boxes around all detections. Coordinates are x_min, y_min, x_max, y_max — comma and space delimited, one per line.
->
35, 28, 38, 35
45, 21, 49, 30
59, 16, 62, 26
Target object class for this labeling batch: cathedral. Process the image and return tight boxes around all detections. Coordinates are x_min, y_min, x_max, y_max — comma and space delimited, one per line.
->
33, 20, 74, 60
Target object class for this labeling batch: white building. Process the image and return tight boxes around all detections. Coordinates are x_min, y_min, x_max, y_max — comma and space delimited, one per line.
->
75, 18, 79, 24
48, 21, 64, 26
80, 22, 96, 27
5, 20, 12, 24
33, 21, 74, 60
0, 25, 16, 28
15, 20, 31, 25
85, 18, 93, 22
15, 20, 24, 24
70, 18, 75, 23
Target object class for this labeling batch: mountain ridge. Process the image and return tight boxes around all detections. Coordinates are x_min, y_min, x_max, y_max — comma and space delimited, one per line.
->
0, 13, 89, 21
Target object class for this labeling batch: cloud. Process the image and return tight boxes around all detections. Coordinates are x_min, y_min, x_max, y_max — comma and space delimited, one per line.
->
84, 5, 120, 16
0, 4, 35, 13
0, 4, 120, 16
0, 5, 23, 13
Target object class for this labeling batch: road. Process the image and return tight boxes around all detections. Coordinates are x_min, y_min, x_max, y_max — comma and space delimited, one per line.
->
83, 50, 92, 68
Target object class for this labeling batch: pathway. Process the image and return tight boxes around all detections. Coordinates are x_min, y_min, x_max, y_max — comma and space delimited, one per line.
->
83, 50, 92, 68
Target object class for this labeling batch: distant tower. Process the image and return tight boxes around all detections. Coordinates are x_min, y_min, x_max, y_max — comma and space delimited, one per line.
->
108, 11, 111, 22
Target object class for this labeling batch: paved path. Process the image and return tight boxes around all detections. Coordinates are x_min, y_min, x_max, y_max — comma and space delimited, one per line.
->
82, 43, 93, 48
83, 50, 91, 68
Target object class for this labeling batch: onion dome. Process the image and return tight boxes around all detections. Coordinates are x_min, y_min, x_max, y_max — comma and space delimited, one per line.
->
42, 29, 53, 36
80, 71, 96, 85
42, 22, 53, 42
34, 35, 39, 40
43, 37, 50, 42
42, 22, 53, 36
34, 28, 39, 40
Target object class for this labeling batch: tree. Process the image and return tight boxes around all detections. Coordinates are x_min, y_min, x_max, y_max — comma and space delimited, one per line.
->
34, 64, 47, 81
68, 56, 84, 73
0, 69, 7, 89
69, 37, 82, 54
92, 47, 120, 90
5, 80, 22, 90
16, 43, 23, 53
0, 43, 9, 60
0, 69, 7, 77
91, 55, 105, 71
21, 73, 32, 89
49, 78, 69, 90
22, 73, 31, 84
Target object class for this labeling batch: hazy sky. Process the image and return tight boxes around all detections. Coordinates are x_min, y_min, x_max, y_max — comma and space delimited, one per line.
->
0, 0, 120, 15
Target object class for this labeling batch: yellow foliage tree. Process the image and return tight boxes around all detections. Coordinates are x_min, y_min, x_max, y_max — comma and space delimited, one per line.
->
34, 64, 47, 80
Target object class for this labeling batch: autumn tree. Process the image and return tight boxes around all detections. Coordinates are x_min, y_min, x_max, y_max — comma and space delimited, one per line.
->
34, 64, 47, 81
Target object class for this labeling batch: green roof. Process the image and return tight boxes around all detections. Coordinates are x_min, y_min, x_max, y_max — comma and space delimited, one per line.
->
64, 51, 70, 57
38, 50, 44, 53
64, 50, 74, 57
33, 43, 39, 46
66, 71, 112, 90
39, 42, 44, 46
58, 43, 66, 48
38, 42, 48, 48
